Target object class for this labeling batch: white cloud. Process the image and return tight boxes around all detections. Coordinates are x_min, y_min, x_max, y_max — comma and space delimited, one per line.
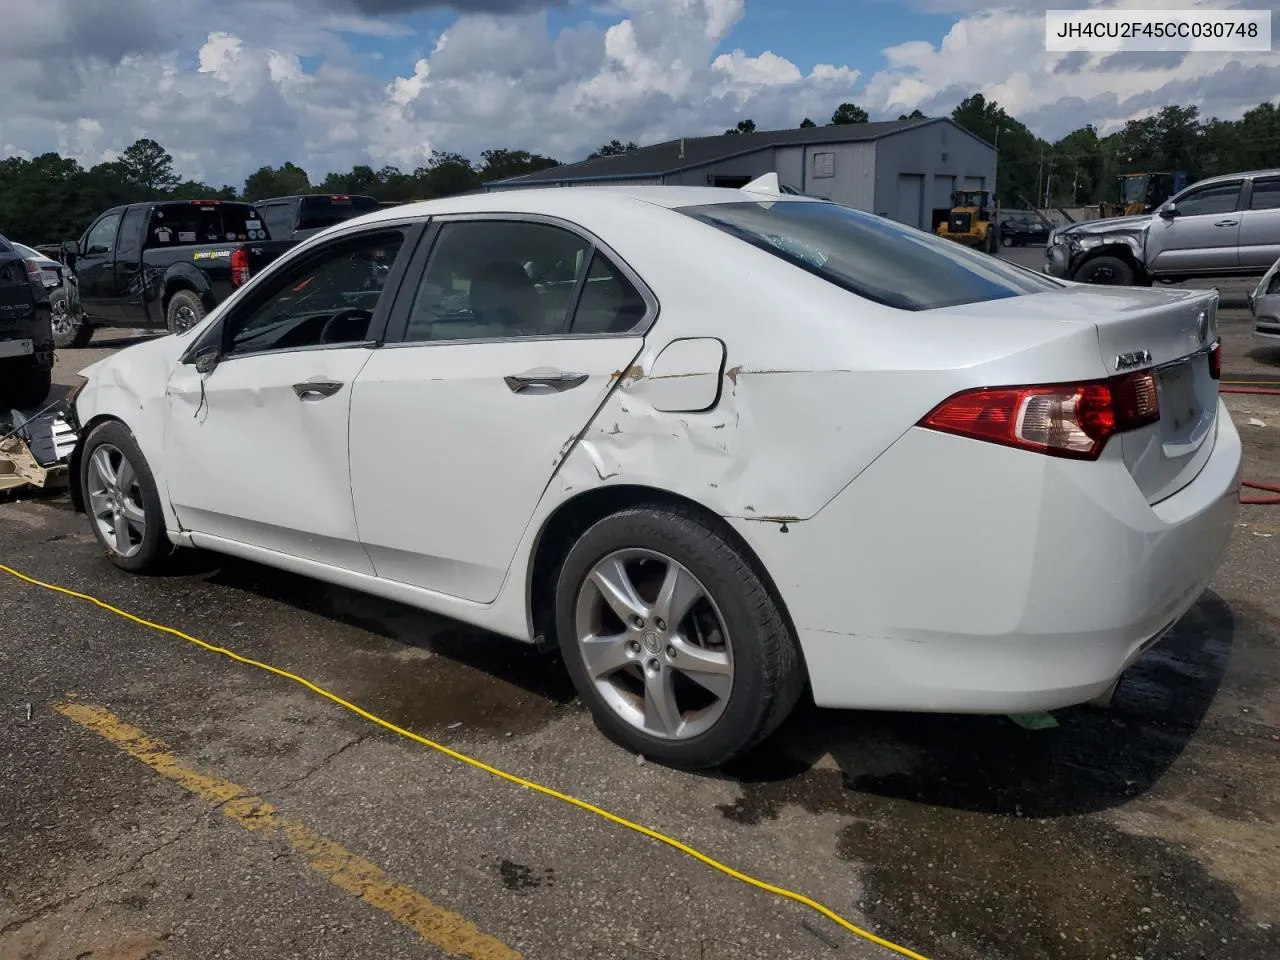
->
1, 0, 1277, 189
862, 1, 1280, 138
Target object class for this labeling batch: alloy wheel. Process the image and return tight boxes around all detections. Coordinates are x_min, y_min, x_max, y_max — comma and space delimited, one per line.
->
574, 548, 734, 741
86, 443, 147, 558
172, 305, 199, 333
50, 295, 74, 337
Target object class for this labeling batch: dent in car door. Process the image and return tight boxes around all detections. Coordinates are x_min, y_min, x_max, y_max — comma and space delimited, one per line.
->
348, 218, 652, 603
163, 224, 421, 572
1238, 176, 1280, 269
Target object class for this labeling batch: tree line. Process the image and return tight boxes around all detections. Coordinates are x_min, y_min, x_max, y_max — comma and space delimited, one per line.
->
3, 96, 1279, 245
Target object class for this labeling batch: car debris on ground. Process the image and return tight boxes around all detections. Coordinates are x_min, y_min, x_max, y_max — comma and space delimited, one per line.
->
0, 405, 76, 493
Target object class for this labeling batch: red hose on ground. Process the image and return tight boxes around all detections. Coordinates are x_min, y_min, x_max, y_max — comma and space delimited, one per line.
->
1220, 385, 1280, 504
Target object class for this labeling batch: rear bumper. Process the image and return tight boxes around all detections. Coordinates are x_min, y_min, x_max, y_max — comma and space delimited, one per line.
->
730, 402, 1242, 713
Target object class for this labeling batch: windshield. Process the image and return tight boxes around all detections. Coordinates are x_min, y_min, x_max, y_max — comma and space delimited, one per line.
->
297, 195, 379, 231
677, 200, 1059, 311
953, 191, 987, 207
11, 242, 40, 260
1121, 176, 1148, 205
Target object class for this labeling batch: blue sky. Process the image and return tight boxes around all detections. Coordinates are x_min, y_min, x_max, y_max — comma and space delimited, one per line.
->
341, 0, 956, 95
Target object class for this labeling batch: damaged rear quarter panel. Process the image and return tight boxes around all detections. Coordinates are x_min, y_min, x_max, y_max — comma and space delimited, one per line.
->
536, 202, 1053, 523
529, 197, 1116, 530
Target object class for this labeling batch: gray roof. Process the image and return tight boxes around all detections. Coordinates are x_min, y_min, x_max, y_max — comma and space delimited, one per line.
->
487, 117, 987, 188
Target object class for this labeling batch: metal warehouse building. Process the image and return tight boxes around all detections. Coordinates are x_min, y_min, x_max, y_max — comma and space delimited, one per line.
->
484, 118, 997, 232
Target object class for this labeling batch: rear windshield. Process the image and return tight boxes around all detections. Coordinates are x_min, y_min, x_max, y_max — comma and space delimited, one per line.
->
297, 195, 379, 231
147, 202, 270, 247
677, 200, 1059, 311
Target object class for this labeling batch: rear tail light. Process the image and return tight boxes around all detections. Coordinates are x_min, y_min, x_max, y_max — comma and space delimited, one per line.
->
1208, 340, 1221, 380
23, 260, 42, 283
920, 371, 1160, 460
230, 248, 250, 287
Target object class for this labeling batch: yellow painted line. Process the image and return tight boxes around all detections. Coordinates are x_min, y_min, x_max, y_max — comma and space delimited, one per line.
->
54, 700, 520, 960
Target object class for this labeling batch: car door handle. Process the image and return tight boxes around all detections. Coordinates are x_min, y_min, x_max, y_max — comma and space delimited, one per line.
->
1214, 219, 1239, 227
503, 370, 589, 393
292, 380, 345, 400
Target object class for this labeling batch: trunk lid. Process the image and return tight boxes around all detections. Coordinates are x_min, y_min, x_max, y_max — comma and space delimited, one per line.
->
956, 283, 1222, 504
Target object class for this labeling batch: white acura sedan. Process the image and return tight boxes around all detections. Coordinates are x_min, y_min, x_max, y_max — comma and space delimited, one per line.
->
66, 177, 1242, 768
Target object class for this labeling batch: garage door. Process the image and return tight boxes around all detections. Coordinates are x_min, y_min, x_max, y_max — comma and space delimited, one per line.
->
963, 176, 985, 190
932, 175, 956, 210
895, 175, 925, 230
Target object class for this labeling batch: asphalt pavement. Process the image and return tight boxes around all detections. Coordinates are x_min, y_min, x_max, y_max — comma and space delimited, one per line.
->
2, 286, 1279, 960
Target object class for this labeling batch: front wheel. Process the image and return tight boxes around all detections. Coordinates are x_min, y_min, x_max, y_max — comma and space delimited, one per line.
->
79, 421, 172, 573
50, 289, 93, 349
1071, 255, 1136, 286
555, 504, 805, 769
166, 290, 206, 335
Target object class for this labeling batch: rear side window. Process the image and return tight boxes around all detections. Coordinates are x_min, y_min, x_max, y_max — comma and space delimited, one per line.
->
297, 196, 379, 232
677, 200, 1058, 311
147, 203, 270, 247
258, 202, 295, 239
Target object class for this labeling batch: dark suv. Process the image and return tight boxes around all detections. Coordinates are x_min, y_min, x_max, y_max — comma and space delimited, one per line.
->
0, 234, 53, 410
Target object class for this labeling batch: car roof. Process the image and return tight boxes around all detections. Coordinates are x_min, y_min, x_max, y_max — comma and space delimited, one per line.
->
342, 184, 828, 230
1187, 169, 1280, 189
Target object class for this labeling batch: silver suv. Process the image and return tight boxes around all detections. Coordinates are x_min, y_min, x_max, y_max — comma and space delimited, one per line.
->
1044, 169, 1280, 285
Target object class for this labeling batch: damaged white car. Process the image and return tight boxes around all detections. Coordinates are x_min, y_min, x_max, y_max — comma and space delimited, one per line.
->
67, 177, 1242, 768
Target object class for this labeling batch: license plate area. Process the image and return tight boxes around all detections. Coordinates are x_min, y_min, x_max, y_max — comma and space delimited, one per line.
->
1156, 356, 1211, 449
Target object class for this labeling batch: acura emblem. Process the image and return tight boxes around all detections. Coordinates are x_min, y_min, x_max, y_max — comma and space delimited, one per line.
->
1115, 349, 1153, 371
1197, 310, 1209, 345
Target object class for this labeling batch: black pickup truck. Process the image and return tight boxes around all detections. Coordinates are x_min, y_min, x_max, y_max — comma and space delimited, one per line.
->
252, 194, 379, 243
0, 235, 53, 408
54, 199, 296, 348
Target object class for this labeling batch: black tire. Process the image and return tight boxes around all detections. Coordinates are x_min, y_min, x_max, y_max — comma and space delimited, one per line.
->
1071, 255, 1135, 286
0, 357, 52, 410
1001, 234, 1013, 247
166, 289, 206, 335
555, 503, 805, 769
50, 289, 93, 349
79, 420, 172, 573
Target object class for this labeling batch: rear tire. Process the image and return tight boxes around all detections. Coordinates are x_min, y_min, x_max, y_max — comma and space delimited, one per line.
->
79, 420, 172, 573
0, 357, 52, 410
1072, 255, 1135, 286
50, 289, 93, 349
166, 290, 205, 335
554, 503, 805, 769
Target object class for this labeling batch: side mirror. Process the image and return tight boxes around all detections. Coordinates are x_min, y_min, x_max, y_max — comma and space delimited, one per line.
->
1159, 204, 1177, 220
60, 240, 79, 267
193, 348, 220, 375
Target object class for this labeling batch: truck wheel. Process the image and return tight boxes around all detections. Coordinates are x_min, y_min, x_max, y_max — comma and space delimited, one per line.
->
0, 358, 53, 410
555, 503, 805, 769
50, 289, 93, 349
166, 290, 206, 335
1072, 255, 1135, 286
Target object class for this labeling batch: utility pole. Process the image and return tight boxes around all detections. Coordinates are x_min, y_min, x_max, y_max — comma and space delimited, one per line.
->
1036, 149, 1044, 213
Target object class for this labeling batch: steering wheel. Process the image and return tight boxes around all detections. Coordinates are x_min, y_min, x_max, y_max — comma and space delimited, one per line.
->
318, 308, 374, 344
